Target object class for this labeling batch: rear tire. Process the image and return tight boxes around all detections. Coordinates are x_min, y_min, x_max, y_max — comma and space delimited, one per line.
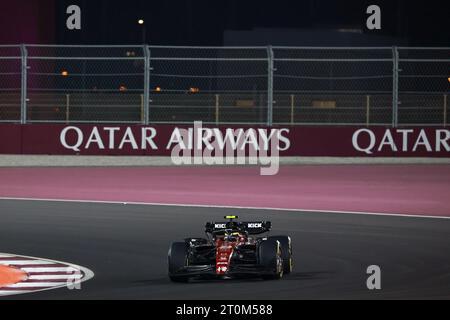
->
258, 240, 283, 280
168, 242, 189, 283
267, 236, 293, 274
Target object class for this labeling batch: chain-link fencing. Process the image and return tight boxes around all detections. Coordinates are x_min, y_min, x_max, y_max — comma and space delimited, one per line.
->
0, 45, 448, 126
272, 47, 394, 125
148, 46, 269, 124
0, 46, 22, 122
398, 48, 449, 126
25, 45, 146, 123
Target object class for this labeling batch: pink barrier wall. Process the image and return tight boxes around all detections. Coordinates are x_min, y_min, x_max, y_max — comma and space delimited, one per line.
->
0, 124, 449, 157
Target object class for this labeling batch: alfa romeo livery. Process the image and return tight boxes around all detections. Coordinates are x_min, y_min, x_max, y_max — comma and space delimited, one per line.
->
168, 216, 293, 282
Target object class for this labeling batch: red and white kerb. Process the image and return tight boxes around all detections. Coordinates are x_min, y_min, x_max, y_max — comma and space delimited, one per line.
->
0, 253, 94, 297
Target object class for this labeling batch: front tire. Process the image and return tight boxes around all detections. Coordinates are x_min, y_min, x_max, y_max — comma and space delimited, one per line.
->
258, 240, 283, 280
168, 242, 189, 283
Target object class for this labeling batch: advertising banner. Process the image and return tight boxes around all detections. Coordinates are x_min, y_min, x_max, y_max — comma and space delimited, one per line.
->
0, 124, 449, 157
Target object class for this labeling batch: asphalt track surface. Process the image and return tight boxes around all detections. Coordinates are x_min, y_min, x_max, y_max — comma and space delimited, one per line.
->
1, 199, 450, 300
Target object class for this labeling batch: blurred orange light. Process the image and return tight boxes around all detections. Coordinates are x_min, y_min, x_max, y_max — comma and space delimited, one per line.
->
61, 70, 69, 77
119, 85, 127, 92
155, 86, 162, 92
189, 87, 200, 94
448, 77, 450, 83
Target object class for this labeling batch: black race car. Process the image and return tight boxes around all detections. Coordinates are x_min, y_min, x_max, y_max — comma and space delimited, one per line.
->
168, 216, 293, 282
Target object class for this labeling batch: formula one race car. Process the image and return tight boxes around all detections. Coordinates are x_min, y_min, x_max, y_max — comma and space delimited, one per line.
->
168, 216, 293, 282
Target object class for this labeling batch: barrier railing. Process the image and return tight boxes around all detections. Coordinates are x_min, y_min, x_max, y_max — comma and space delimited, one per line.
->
0, 45, 448, 126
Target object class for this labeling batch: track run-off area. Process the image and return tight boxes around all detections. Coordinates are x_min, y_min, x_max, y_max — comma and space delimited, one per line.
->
0, 165, 449, 299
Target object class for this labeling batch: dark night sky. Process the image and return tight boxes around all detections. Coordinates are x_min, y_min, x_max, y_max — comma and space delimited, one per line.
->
0, 0, 449, 46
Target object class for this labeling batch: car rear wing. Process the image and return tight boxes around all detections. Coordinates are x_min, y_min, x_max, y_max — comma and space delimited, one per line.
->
205, 221, 272, 235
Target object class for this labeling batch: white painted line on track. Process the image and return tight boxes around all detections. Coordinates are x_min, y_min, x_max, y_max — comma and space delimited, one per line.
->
28, 275, 83, 280
0, 260, 57, 266
7, 282, 68, 288
21, 267, 80, 273
0, 291, 31, 295
0, 196, 449, 220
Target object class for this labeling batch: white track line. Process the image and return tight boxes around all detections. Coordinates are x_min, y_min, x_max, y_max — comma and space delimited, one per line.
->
0, 260, 57, 266
7, 282, 68, 288
20, 267, 79, 273
0, 196, 449, 220
0, 290, 31, 295
28, 275, 83, 280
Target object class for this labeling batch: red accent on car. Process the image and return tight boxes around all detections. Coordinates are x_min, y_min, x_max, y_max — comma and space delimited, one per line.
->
215, 235, 245, 275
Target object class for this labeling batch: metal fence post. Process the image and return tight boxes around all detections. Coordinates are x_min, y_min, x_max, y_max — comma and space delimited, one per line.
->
215, 94, 220, 125
20, 44, 28, 124
290, 94, 295, 125
143, 45, 151, 125
444, 94, 448, 127
66, 94, 70, 124
392, 46, 399, 128
267, 46, 274, 126
140, 94, 144, 123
